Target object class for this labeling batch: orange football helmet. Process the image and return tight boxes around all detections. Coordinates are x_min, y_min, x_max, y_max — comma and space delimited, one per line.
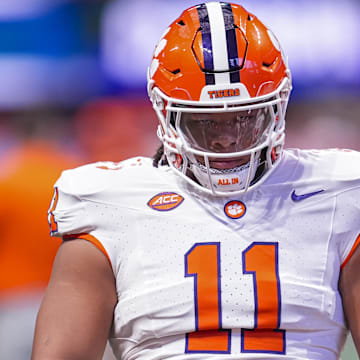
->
148, 2, 292, 196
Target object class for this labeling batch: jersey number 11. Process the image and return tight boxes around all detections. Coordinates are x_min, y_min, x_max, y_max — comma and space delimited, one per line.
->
184, 242, 285, 354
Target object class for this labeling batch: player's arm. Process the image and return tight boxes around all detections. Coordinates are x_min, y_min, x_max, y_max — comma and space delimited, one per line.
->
31, 239, 117, 360
339, 242, 360, 356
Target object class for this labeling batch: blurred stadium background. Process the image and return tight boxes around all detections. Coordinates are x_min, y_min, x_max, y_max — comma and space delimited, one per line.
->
0, 0, 358, 359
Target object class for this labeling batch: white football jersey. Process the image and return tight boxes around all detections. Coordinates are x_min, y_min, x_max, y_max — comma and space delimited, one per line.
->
49, 149, 360, 360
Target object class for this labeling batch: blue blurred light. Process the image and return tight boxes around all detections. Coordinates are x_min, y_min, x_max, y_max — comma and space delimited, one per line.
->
100, 0, 360, 96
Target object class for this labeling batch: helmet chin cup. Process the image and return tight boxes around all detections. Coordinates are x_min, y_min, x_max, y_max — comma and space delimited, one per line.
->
155, 77, 290, 196
191, 158, 259, 193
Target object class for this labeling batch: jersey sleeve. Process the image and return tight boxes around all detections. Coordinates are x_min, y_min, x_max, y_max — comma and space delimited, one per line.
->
328, 151, 360, 268
48, 158, 154, 273
47, 164, 119, 272
48, 170, 95, 237
334, 185, 360, 269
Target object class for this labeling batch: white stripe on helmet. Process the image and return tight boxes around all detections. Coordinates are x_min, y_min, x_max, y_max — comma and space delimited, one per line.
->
206, 2, 230, 85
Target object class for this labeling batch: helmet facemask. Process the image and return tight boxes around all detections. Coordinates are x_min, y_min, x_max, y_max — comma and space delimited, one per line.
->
149, 76, 291, 196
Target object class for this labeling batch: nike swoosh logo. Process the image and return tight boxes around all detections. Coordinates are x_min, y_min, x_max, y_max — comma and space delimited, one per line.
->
291, 189, 324, 202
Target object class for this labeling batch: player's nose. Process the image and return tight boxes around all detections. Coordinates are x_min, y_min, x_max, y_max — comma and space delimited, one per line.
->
210, 135, 237, 152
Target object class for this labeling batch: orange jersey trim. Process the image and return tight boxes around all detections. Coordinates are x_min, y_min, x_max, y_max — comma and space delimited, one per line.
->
49, 187, 59, 233
341, 234, 360, 270
63, 233, 112, 269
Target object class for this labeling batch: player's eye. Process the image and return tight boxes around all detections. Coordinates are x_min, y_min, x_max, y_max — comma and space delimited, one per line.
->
200, 119, 217, 128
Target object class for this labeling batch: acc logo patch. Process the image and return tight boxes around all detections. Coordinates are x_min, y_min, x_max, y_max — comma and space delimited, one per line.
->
224, 200, 246, 219
148, 192, 184, 211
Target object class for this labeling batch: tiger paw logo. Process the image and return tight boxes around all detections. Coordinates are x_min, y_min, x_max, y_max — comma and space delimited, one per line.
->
148, 192, 184, 211
224, 200, 246, 219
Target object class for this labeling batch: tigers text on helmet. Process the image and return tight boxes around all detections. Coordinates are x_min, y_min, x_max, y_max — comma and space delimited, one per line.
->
147, 1, 292, 196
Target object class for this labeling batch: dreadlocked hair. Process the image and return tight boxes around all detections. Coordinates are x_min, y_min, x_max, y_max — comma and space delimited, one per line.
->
152, 144, 169, 168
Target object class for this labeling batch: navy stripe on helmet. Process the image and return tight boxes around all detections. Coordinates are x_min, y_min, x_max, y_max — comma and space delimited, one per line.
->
221, 3, 240, 83
197, 4, 215, 85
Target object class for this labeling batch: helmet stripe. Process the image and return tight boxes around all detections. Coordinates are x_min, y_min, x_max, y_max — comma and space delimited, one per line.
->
206, 2, 230, 85
196, 4, 215, 85
221, 3, 241, 83
197, 2, 241, 86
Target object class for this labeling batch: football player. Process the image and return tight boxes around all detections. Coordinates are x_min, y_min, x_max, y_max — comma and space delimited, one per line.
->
32, 2, 360, 360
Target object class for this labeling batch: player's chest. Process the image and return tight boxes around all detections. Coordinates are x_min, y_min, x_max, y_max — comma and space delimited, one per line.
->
111, 192, 341, 355
122, 188, 334, 265
116, 191, 337, 304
